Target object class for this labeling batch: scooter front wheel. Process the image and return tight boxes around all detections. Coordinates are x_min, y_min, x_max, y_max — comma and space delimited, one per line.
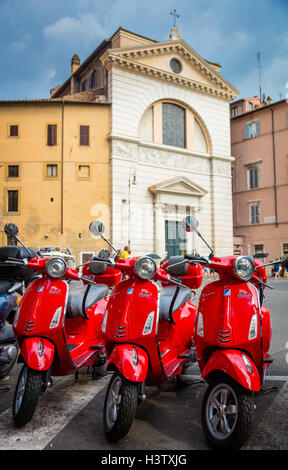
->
103, 372, 138, 442
13, 365, 43, 427
201, 377, 255, 449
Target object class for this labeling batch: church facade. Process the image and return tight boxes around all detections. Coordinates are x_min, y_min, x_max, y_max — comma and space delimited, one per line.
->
100, 27, 238, 257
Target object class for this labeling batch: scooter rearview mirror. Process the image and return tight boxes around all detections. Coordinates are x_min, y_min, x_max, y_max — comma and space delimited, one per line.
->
182, 216, 199, 234
89, 220, 105, 236
4, 223, 19, 237
182, 216, 214, 256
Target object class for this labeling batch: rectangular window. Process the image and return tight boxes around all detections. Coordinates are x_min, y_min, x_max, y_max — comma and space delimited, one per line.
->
47, 124, 57, 146
8, 165, 19, 178
247, 166, 259, 189
231, 107, 238, 118
250, 202, 260, 225
78, 165, 90, 177
254, 244, 264, 254
248, 102, 253, 111
9, 125, 18, 137
46, 164, 58, 178
92, 70, 97, 88
245, 121, 260, 139
81, 79, 87, 92
80, 125, 89, 146
282, 243, 288, 257
8, 190, 18, 212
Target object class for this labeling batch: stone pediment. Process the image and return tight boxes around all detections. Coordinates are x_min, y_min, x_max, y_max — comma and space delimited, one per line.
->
149, 176, 207, 198
101, 39, 238, 101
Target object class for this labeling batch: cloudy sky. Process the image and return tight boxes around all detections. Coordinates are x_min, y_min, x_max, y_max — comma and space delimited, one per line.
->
1, 0, 287, 102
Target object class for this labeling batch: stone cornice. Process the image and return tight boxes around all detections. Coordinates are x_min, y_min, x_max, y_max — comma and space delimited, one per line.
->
101, 40, 238, 101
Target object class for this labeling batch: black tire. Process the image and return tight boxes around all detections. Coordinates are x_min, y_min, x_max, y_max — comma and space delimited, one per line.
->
201, 376, 255, 449
13, 365, 43, 427
103, 372, 138, 442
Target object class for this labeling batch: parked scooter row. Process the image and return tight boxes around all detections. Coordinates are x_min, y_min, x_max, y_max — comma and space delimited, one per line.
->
89, 217, 287, 449
2, 218, 287, 449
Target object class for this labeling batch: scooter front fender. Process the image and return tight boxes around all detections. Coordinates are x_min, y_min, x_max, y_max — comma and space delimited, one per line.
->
20, 337, 54, 371
201, 349, 261, 392
107, 344, 148, 383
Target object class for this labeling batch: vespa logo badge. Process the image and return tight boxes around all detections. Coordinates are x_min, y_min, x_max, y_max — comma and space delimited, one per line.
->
139, 289, 152, 298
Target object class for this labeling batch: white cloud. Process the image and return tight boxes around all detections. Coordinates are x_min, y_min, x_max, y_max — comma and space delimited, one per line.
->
42, 13, 106, 48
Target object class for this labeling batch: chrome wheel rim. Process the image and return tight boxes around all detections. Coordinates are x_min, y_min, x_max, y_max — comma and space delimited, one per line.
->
14, 366, 28, 414
105, 375, 122, 431
205, 382, 238, 440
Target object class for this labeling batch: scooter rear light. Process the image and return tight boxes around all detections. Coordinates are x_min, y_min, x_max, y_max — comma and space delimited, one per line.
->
197, 312, 204, 337
248, 314, 258, 340
142, 311, 155, 335
101, 309, 108, 333
50, 307, 62, 329
132, 347, 138, 366
242, 353, 253, 374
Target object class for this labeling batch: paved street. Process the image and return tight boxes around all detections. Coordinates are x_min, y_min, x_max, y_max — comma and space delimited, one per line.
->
0, 278, 287, 451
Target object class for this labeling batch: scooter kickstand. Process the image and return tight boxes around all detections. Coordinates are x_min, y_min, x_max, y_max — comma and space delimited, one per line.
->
74, 370, 79, 382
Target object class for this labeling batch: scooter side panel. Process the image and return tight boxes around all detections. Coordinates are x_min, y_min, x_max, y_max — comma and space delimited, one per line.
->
201, 349, 261, 392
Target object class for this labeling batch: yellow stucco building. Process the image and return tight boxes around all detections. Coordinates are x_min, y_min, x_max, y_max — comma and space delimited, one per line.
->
0, 100, 111, 263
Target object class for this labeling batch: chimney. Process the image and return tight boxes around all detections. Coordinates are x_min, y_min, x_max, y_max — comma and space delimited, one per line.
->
71, 54, 80, 75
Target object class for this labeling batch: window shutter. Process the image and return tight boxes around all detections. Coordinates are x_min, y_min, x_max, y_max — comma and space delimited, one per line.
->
244, 124, 250, 139
47, 124, 57, 145
256, 120, 260, 136
80, 126, 89, 145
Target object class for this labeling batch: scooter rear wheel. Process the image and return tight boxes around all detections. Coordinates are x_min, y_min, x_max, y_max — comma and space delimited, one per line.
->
103, 372, 138, 442
13, 365, 43, 428
201, 376, 255, 449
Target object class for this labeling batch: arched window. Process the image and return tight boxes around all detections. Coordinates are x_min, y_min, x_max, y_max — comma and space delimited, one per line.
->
162, 103, 185, 148
138, 100, 209, 153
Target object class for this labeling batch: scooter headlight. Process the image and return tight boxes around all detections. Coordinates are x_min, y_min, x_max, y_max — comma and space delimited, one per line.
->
46, 257, 67, 278
134, 257, 157, 280
233, 256, 254, 281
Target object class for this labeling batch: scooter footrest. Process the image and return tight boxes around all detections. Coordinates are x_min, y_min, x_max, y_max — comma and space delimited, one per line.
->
90, 344, 103, 350
177, 351, 192, 359
264, 354, 273, 364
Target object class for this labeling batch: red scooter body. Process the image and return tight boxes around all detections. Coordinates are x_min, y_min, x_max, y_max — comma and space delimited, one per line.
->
195, 256, 272, 392
102, 261, 201, 386
15, 277, 107, 375
98, 251, 203, 441
14, 258, 120, 376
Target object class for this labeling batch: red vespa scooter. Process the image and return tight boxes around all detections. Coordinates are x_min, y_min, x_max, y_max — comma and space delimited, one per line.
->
182, 215, 286, 449
3, 223, 121, 427
88, 220, 203, 442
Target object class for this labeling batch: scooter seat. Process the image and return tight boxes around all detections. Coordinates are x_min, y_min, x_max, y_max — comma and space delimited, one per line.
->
159, 286, 191, 323
66, 283, 109, 319
0, 246, 36, 261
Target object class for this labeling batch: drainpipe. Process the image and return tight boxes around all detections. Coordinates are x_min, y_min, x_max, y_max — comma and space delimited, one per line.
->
269, 107, 278, 227
61, 100, 64, 234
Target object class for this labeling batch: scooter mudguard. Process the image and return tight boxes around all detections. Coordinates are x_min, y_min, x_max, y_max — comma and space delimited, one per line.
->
201, 349, 261, 392
107, 344, 148, 383
20, 337, 54, 371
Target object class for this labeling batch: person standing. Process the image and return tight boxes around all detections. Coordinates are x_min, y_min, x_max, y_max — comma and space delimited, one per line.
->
120, 246, 131, 259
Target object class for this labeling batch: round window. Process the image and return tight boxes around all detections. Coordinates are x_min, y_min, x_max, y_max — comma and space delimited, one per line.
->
170, 58, 182, 74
